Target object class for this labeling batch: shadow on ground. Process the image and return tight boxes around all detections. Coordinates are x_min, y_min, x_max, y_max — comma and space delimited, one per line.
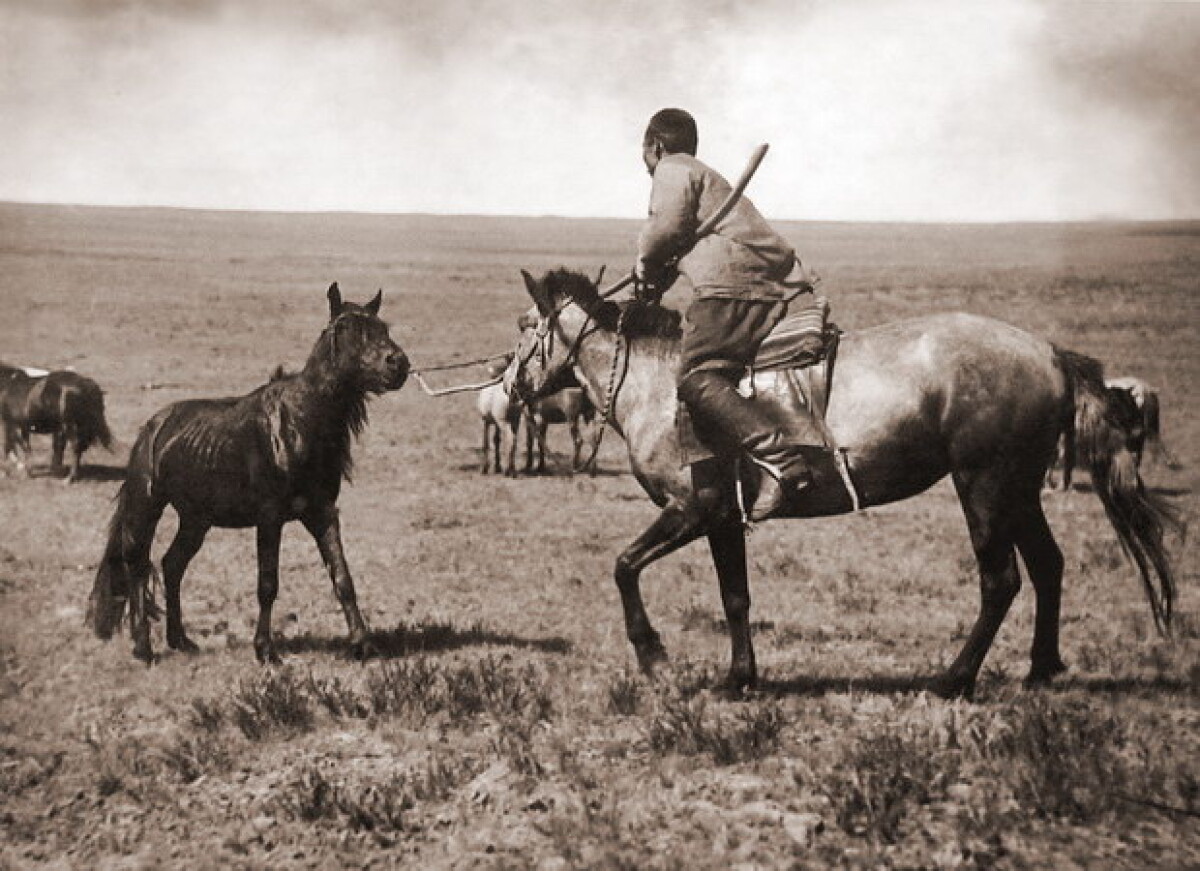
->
278, 618, 573, 658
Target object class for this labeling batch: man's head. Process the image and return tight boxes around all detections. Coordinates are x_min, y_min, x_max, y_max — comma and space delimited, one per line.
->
642, 108, 698, 173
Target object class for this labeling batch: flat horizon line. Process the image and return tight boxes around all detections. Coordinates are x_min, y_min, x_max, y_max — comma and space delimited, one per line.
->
2, 199, 1197, 227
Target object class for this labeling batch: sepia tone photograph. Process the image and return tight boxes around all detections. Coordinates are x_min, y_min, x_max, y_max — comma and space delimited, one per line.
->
1, 1, 1197, 868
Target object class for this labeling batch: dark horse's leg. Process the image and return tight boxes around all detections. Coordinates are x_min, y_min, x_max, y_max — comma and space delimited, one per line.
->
162, 517, 208, 654
708, 519, 757, 694
302, 505, 373, 659
254, 522, 284, 664
51, 429, 67, 476
933, 468, 1023, 699
1015, 499, 1068, 685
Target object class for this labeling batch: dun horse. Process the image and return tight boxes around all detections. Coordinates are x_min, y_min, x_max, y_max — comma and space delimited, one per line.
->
86, 284, 409, 663
506, 268, 1180, 698
1, 363, 113, 482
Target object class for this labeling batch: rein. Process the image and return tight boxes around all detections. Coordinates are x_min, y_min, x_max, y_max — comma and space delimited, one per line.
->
409, 352, 512, 397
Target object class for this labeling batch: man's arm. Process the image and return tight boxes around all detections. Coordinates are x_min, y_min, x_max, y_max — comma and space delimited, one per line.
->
636, 159, 699, 284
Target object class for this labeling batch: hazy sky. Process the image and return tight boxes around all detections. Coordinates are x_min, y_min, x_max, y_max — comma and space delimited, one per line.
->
2, 0, 1198, 221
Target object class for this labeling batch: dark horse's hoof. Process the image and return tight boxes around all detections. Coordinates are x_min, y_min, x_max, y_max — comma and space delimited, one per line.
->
168, 636, 201, 655
254, 644, 282, 665
346, 637, 379, 662
718, 669, 759, 701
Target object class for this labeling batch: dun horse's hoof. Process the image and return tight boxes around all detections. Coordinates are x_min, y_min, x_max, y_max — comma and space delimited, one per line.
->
1025, 658, 1068, 687
254, 644, 282, 665
927, 673, 975, 701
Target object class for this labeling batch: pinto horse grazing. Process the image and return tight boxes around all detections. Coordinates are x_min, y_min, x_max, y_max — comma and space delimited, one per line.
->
506, 269, 1180, 698
86, 284, 409, 663
1, 363, 114, 482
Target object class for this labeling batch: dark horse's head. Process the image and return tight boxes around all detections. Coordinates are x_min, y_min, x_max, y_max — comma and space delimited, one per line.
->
315, 283, 409, 393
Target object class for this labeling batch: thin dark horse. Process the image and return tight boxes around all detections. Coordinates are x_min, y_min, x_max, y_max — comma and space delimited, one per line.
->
506, 269, 1180, 698
1, 363, 114, 482
86, 284, 409, 663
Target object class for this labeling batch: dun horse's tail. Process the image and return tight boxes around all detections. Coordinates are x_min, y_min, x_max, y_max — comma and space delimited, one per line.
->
85, 427, 160, 640
1055, 347, 1184, 634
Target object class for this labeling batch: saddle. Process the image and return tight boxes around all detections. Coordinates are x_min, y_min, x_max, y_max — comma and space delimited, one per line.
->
739, 294, 839, 433
678, 293, 841, 460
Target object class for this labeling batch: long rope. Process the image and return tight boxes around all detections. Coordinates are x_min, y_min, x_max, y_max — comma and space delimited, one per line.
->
411, 370, 503, 397
575, 307, 628, 473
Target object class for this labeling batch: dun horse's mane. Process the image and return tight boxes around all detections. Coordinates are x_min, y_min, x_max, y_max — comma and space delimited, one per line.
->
542, 269, 683, 340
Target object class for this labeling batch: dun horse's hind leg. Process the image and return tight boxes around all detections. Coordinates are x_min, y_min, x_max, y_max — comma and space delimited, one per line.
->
162, 518, 208, 654
303, 506, 373, 660
1015, 501, 1068, 685
253, 522, 284, 664
932, 470, 1023, 699
708, 520, 757, 694
614, 504, 708, 674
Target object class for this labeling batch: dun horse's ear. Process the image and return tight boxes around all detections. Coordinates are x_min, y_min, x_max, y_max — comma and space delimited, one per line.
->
521, 269, 552, 315
365, 289, 382, 316
327, 282, 343, 320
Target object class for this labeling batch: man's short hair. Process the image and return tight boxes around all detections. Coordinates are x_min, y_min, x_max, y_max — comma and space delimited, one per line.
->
644, 108, 698, 155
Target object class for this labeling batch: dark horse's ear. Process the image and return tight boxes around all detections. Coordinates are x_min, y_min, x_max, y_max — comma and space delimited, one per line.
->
327, 282, 343, 320
521, 269, 553, 316
365, 289, 382, 316
593, 265, 606, 286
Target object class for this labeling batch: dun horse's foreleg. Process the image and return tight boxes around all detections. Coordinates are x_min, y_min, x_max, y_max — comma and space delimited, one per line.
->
481, 421, 493, 473
162, 519, 208, 654
303, 507, 373, 659
708, 521, 757, 694
254, 523, 284, 664
615, 505, 708, 674
936, 471, 1022, 699
1015, 503, 1068, 685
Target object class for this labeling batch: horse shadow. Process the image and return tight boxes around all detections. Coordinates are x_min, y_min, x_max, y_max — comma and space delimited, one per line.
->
757, 671, 1194, 699
19, 462, 126, 482
278, 619, 573, 659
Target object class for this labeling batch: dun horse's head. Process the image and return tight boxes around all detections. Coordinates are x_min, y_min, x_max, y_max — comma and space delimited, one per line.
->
324, 283, 409, 392
504, 269, 589, 402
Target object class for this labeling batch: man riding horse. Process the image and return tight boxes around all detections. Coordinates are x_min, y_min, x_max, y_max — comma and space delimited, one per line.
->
632, 108, 828, 521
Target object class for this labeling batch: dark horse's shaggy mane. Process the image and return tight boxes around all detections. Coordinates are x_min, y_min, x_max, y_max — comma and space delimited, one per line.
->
541, 268, 683, 339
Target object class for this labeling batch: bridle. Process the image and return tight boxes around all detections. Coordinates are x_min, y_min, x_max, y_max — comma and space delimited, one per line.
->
511, 290, 630, 473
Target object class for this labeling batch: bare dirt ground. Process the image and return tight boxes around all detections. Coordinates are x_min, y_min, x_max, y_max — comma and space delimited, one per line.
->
1, 204, 1197, 870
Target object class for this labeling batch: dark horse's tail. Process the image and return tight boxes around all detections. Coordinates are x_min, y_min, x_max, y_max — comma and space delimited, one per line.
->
68, 376, 114, 455
1055, 347, 1184, 634
85, 423, 160, 641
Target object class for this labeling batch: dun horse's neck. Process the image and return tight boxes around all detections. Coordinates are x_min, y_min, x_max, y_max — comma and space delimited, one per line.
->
572, 320, 676, 443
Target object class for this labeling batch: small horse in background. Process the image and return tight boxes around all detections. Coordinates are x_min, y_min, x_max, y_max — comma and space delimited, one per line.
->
478, 354, 524, 475
1, 363, 114, 482
1049, 375, 1179, 491
525, 385, 597, 475
86, 284, 409, 664
477, 354, 598, 475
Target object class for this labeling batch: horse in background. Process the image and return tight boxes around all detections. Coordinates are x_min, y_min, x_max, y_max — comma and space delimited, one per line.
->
86, 284, 409, 664
506, 268, 1180, 698
478, 354, 524, 475
1, 363, 114, 482
1049, 375, 1179, 491
525, 385, 597, 475
477, 353, 598, 475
